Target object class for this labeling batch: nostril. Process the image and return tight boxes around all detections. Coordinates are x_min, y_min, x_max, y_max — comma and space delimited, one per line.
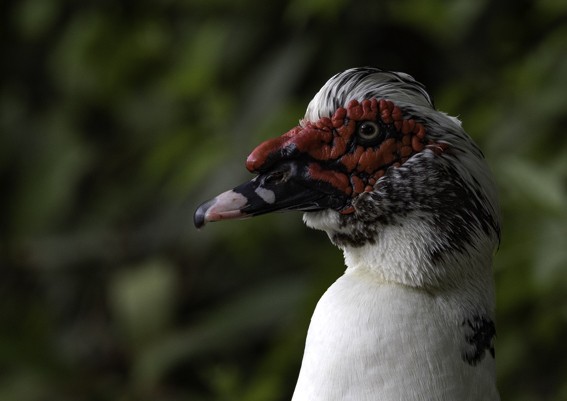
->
263, 170, 286, 185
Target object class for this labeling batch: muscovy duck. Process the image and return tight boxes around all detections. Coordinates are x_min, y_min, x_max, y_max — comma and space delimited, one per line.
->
194, 67, 501, 401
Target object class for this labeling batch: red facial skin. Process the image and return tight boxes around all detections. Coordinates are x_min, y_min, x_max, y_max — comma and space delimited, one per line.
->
246, 98, 446, 214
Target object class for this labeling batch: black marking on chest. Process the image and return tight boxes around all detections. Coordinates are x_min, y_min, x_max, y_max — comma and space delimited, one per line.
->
462, 315, 496, 366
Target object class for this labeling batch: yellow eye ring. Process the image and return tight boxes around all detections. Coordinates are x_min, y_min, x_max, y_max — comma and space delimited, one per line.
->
357, 121, 381, 143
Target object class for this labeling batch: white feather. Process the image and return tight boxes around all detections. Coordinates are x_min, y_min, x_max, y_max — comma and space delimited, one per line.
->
291, 269, 499, 401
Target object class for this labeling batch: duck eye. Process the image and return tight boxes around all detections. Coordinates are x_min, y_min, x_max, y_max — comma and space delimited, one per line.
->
356, 121, 382, 144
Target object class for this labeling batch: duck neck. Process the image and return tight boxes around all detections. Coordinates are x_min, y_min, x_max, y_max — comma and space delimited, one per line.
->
338, 219, 497, 319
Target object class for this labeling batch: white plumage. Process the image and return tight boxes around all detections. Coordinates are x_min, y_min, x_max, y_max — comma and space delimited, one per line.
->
293, 274, 497, 400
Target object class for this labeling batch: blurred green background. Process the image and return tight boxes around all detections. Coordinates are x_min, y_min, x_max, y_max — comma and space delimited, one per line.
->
1, 0, 567, 400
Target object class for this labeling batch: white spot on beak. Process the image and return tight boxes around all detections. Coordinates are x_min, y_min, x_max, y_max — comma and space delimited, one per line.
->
255, 187, 276, 204
199, 190, 249, 224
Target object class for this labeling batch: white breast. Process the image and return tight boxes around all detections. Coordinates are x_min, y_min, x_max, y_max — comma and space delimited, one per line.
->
291, 269, 499, 401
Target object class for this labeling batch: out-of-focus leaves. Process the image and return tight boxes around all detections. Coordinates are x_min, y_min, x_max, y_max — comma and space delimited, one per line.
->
0, 371, 51, 401
285, 0, 348, 22
11, 112, 91, 236
533, 220, 567, 288
109, 259, 176, 347
390, 0, 487, 42
497, 157, 566, 213
131, 276, 308, 392
14, 0, 58, 40
165, 24, 227, 99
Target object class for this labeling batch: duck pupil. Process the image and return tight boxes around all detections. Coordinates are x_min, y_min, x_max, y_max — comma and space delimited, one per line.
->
360, 123, 377, 138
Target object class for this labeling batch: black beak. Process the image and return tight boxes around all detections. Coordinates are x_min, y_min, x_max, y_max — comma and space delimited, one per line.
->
194, 161, 348, 228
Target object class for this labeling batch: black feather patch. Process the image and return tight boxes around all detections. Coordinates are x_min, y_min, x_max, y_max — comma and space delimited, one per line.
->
462, 315, 496, 366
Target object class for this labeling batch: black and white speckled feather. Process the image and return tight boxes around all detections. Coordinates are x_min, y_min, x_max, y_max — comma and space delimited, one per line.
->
303, 68, 500, 279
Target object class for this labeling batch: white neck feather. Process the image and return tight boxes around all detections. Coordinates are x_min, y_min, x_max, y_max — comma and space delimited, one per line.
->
293, 213, 499, 401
